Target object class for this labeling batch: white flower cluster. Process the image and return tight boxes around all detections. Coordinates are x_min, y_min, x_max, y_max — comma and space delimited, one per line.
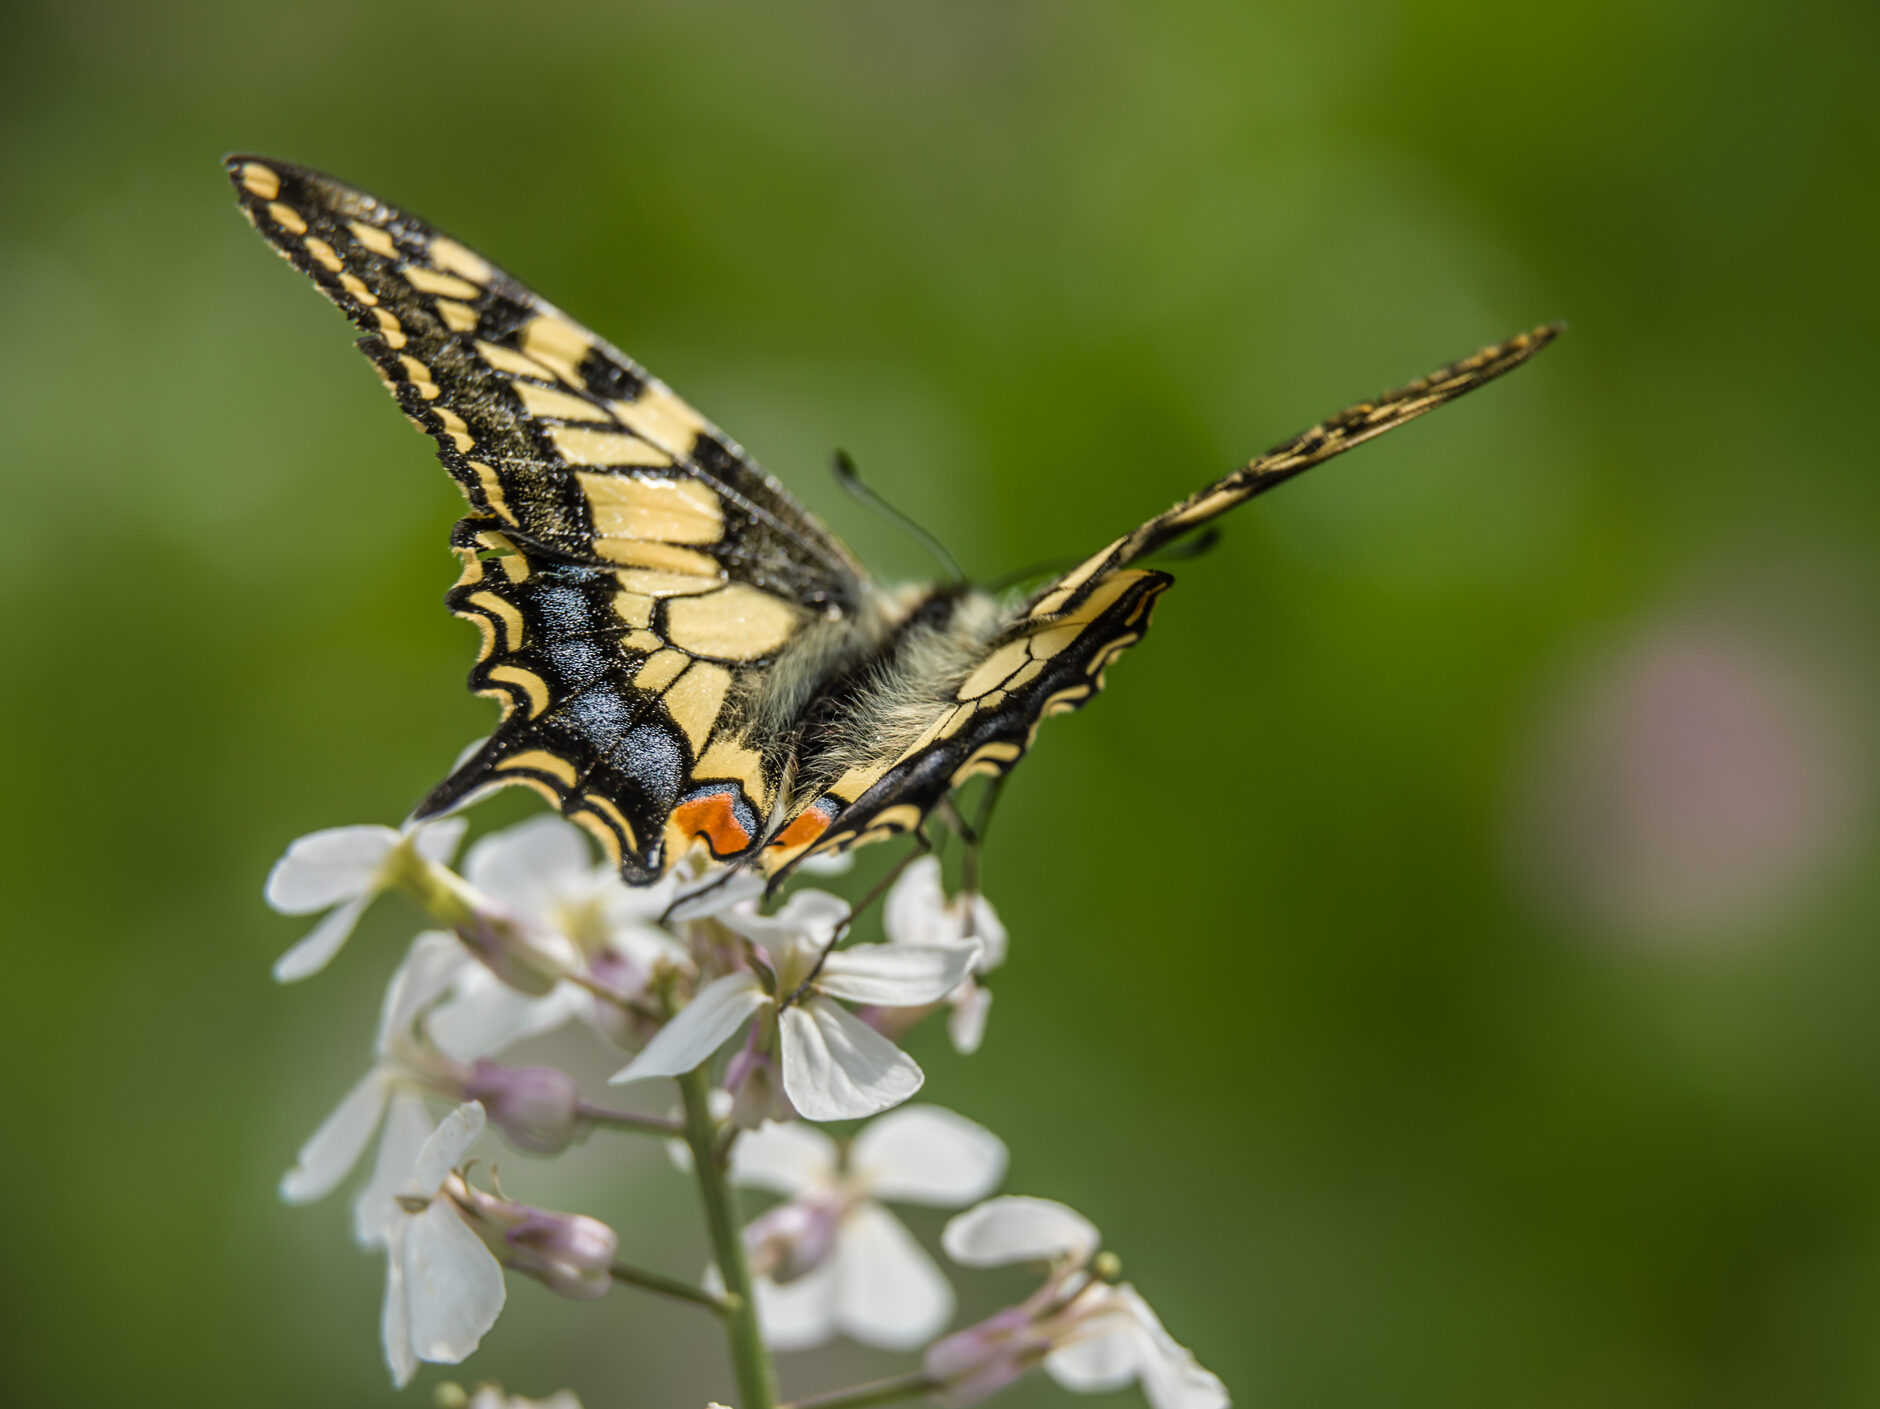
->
267, 812, 1226, 1409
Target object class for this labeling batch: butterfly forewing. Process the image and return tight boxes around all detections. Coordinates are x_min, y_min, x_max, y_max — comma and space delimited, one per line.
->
228, 156, 864, 878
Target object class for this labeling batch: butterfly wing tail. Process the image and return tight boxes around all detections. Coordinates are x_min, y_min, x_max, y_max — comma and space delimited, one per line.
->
1026, 324, 1561, 618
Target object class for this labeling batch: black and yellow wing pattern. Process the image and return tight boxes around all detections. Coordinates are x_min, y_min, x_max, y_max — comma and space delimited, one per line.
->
229, 156, 867, 880
229, 156, 1557, 887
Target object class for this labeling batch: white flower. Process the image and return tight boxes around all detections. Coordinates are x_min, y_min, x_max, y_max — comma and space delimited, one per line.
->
882, 858, 1008, 1053
457, 1389, 584, 1409
280, 931, 470, 1245
729, 1105, 1007, 1351
266, 817, 468, 981
456, 1389, 583, 1409
609, 890, 980, 1121
927, 1196, 1228, 1409
380, 1103, 507, 1388
426, 815, 685, 1059
1043, 1285, 1228, 1409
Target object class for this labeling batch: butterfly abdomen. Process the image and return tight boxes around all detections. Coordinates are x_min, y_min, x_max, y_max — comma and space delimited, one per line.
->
785, 584, 1006, 796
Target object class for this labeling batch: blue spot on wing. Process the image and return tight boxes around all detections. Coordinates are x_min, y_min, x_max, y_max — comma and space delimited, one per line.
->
612, 723, 684, 811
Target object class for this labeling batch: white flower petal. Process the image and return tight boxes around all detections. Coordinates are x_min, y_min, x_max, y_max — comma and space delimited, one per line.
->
1114, 1285, 1230, 1409
884, 856, 948, 946
1044, 1317, 1142, 1394
382, 1223, 418, 1388
280, 1069, 392, 1205
722, 890, 851, 957
598, 866, 681, 926
466, 815, 592, 919
882, 858, 1005, 969
605, 920, 689, 974
779, 997, 923, 1122
608, 973, 767, 1084
751, 1260, 840, 1351
797, 850, 855, 876
402, 1199, 507, 1367
947, 982, 992, 1055
356, 1090, 433, 1247
833, 1201, 955, 1350
852, 1106, 1008, 1206
410, 815, 470, 865
410, 1102, 486, 1199
816, 942, 980, 1007
377, 931, 469, 1050
665, 868, 766, 923
966, 894, 1007, 970
272, 893, 371, 983
265, 825, 400, 913
728, 1120, 839, 1195
427, 972, 588, 1062
941, 1196, 1100, 1268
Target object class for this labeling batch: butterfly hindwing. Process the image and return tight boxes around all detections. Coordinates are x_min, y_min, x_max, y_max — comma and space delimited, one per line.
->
759, 568, 1172, 877
229, 156, 865, 879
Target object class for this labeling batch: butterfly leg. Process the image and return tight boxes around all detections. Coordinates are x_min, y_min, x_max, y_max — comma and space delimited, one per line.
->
660, 861, 753, 928
941, 774, 1009, 899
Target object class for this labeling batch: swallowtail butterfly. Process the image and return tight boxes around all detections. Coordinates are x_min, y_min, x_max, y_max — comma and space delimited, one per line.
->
229, 157, 1557, 885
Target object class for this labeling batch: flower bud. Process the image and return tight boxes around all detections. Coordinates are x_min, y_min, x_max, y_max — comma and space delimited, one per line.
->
724, 1041, 795, 1129
743, 1190, 844, 1283
503, 1208, 619, 1300
923, 1305, 1047, 1407
455, 908, 577, 997
586, 948, 662, 1049
463, 1061, 584, 1154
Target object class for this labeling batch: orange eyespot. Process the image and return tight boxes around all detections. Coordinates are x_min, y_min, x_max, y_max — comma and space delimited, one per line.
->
768, 800, 835, 852
670, 789, 754, 857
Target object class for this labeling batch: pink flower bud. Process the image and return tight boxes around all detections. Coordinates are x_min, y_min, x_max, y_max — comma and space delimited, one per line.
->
455, 910, 574, 997
743, 1190, 844, 1282
463, 1061, 584, 1154
586, 949, 660, 1048
724, 1038, 795, 1129
923, 1305, 1047, 1407
504, 1209, 620, 1300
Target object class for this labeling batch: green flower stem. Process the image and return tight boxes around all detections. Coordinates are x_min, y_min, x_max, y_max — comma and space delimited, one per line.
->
387, 848, 481, 929
780, 1371, 941, 1409
607, 1258, 733, 1315
680, 1064, 778, 1409
576, 1101, 684, 1138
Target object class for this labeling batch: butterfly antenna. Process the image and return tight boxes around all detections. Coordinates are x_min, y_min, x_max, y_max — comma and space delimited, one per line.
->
832, 449, 965, 582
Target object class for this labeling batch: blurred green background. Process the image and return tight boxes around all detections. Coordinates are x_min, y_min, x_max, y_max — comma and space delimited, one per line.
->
5, 1, 1879, 1405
